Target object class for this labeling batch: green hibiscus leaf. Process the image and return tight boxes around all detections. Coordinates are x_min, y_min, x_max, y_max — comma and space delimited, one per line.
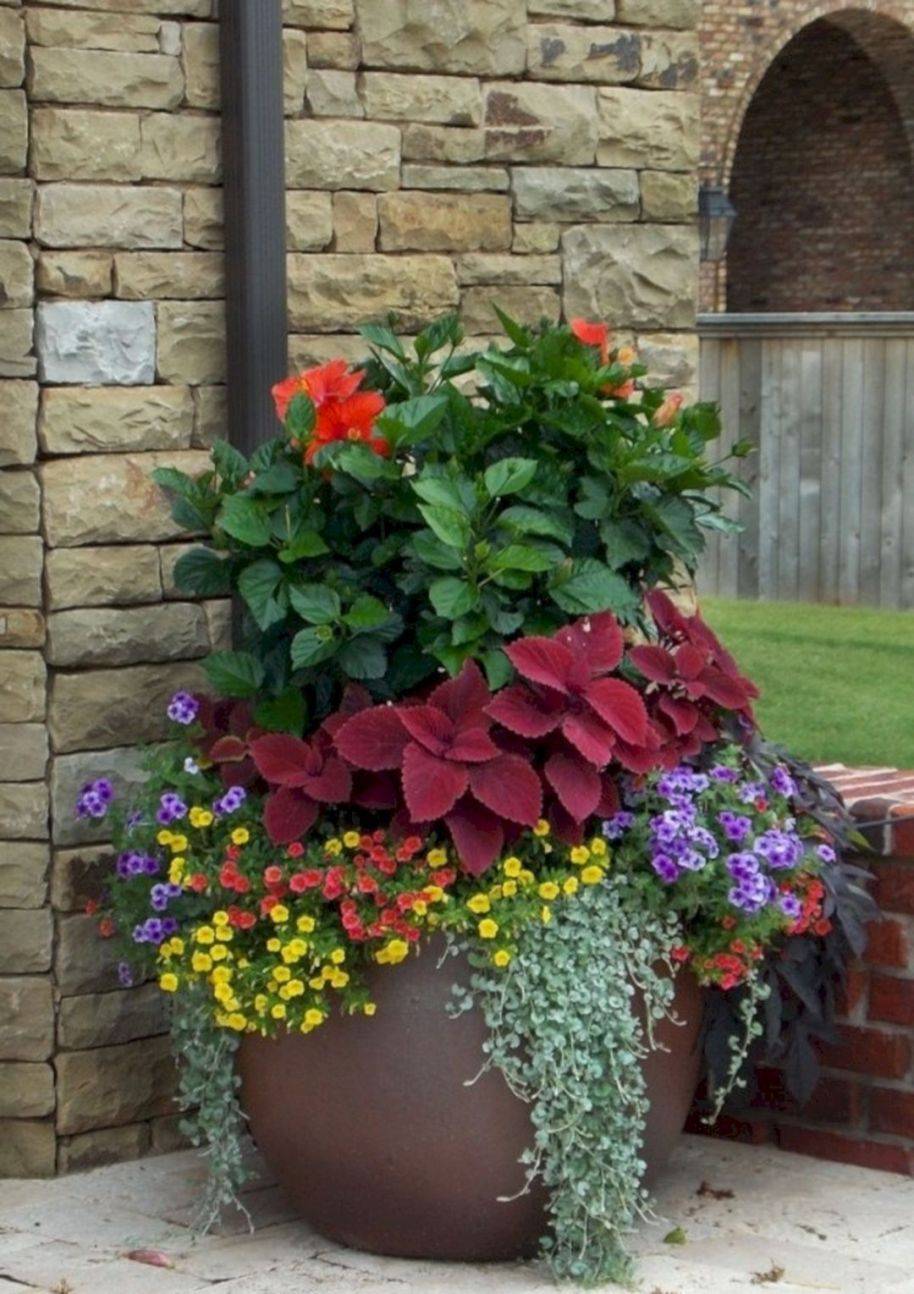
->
290, 625, 337, 670
203, 650, 264, 699
217, 495, 273, 548
172, 546, 232, 597
499, 504, 574, 546
417, 504, 471, 550
237, 558, 286, 631
483, 457, 538, 499
549, 558, 638, 617
489, 543, 560, 573
429, 576, 478, 619
286, 392, 315, 438
253, 687, 306, 736
410, 529, 463, 571
375, 393, 449, 447
288, 583, 341, 625
337, 635, 387, 680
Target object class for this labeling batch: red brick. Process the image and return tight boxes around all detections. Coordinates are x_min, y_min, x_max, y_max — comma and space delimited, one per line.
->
891, 815, 914, 861
684, 1109, 773, 1145
778, 1126, 914, 1176
874, 863, 914, 917
863, 917, 909, 968
870, 1088, 914, 1139
750, 1066, 863, 1125
818, 1025, 911, 1080
869, 974, 914, 1027
836, 964, 869, 1019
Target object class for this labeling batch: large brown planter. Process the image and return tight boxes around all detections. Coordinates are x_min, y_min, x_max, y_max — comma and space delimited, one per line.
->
237, 942, 703, 1263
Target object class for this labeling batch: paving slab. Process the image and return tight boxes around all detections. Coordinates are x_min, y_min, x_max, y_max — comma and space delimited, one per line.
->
1, 1136, 913, 1293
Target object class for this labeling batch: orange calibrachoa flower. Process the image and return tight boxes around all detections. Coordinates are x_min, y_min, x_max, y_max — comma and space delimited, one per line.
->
570, 317, 611, 366
271, 358, 389, 465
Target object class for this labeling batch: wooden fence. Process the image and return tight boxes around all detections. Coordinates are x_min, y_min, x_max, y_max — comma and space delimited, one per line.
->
697, 313, 914, 608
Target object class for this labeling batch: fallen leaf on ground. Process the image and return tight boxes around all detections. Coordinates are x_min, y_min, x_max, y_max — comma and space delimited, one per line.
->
124, 1249, 175, 1268
663, 1226, 687, 1245
697, 1179, 735, 1200
751, 1262, 785, 1285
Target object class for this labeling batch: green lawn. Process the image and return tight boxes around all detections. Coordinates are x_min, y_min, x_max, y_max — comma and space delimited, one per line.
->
700, 598, 914, 769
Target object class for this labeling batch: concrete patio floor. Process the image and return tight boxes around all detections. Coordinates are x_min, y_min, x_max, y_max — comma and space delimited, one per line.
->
1, 1135, 912, 1294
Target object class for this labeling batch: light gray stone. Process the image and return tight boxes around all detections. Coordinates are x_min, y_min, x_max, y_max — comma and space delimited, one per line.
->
36, 301, 155, 385
0, 1120, 55, 1176
0, 307, 34, 377
58, 984, 166, 1051
60, 1122, 150, 1173
45, 545, 162, 609
39, 385, 195, 454
305, 70, 363, 118
285, 119, 400, 191
286, 191, 334, 252
0, 9, 25, 87
0, 976, 54, 1061
513, 166, 639, 222
0, 534, 42, 606
597, 88, 699, 171
0, 467, 39, 533
0, 840, 48, 908
483, 80, 597, 164
47, 602, 209, 669
0, 89, 27, 172
192, 384, 226, 447
618, 0, 698, 29
460, 285, 560, 333
455, 254, 561, 285
0, 177, 32, 237
401, 165, 509, 192
0, 238, 33, 307
28, 47, 184, 110
0, 650, 45, 723
355, 0, 526, 75
640, 170, 697, 222
529, 0, 615, 15
30, 107, 142, 181
637, 29, 699, 89
562, 223, 698, 328
0, 723, 47, 783
637, 331, 699, 389
156, 301, 225, 384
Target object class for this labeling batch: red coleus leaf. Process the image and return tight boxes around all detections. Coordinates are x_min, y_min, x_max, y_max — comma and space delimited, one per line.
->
335, 705, 409, 770
700, 667, 753, 710
628, 644, 677, 685
447, 726, 500, 763
674, 642, 707, 680
544, 752, 601, 822
547, 800, 585, 846
584, 678, 648, 745
614, 737, 662, 775
399, 705, 454, 757
209, 735, 248, 763
445, 797, 505, 876
251, 733, 318, 787
597, 775, 620, 817
468, 753, 542, 826
263, 787, 319, 844
646, 589, 690, 638
401, 743, 468, 821
658, 693, 699, 735
504, 637, 574, 693
351, 770, 400, 811
220, 759, 259, 789
555, 611, 623, 674
297, 755, 351, 804
561, 710, 615, 766
429, 659, 490, 725
321, 684, 372, 738
486, 685, 562, 738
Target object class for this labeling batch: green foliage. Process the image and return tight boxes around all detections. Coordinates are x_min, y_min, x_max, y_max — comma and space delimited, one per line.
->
450, 879, 683, 1287
153, 312, 746, 726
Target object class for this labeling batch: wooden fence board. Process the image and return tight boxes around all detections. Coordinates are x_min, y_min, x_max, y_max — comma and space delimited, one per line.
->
697, 316, 914, 608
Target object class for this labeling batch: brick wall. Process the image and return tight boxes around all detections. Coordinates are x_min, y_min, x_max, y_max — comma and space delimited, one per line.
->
0, 0, 702, 1177
691, 776, 914, 1177
698, 0, 914, 311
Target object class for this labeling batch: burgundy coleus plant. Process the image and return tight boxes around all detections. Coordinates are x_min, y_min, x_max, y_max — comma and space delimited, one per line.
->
335, 662, 542, 875
194, 696, 264, 789
628, 590, 758, 762
249, 728, 352, 844
487, 612, 652, 831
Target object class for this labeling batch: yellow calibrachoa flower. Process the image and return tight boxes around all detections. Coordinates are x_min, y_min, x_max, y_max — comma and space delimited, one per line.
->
169, 834, 188, 854
427, 847, 448, 866
271, 1003, 287, 1020
156, 830, 173, 846
467, 893, 491, 914
213, 981, 234, 1004
168, 858, 186, 885
343, 830, 361, 848
269, 904, 290, 924
533, 819, 550, 837
589, 837, 608, 858
209, 943, 229, 962
376, 938, 409, 965
492, 949, 512, 967
192, 951, 213, 974
540, 905, 552, 924
570, 845, 591, 865
194, 925, 215, 945
227, 1013, 247, 1031
296, 915, 315, 934
159, 972, 178, 992
538, 881, 560, 900
274, 965, 291, 983
304, 1008, 324, 1027
501, 879, 518, 897
581, 864, 605, 886
478, 918, 498, 939
363, 1002, 376, 1016
563, 876, 579, 896
325, 838, 342, 856
212, 910, 230, 927
266, 936, 281, 952
503, 856, 522, 877
231, 827, 250, 846
189, 807, 213, 829
211, 966, 232, 985
330, 947, 346, 964
214, 925, 233, 942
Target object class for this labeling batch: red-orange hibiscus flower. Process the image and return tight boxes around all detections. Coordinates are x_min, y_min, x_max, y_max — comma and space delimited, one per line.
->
271, 359, 389, 465
570, 317, 611, 367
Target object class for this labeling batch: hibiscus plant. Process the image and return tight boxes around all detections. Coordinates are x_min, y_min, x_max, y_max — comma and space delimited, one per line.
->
154, 311, 750, 732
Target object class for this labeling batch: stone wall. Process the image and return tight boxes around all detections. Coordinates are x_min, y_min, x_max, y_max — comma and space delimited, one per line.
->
698, 0, 914, 311
0, 0, 701, 1177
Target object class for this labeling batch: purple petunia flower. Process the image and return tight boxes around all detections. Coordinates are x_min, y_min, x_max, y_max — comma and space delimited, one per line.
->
710, 765, 740, 783
770, 765, 797, 798
728, 871, 773, 914
718, 810, 753, 844
779, 893, 803, 920
738, 781, 765, 805
117, 961, 134, 988
132, 916, 165, 945
816, 843, 837, 864
651, 852, 681, 884
726, 851, 761, 882
167, 691, 200, 726
214, 785, 247, 817
75, 777, 115, 821
755, 828, 804, 870
156, 791, 188, 826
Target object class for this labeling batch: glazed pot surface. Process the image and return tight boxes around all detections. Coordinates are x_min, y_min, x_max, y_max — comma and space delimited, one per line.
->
237, 944, 703, 1263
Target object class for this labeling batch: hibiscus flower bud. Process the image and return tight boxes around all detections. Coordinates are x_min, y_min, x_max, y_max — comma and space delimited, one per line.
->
652, 392, 684, 428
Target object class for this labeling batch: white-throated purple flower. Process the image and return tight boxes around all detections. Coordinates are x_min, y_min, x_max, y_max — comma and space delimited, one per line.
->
167, 691, 199, 725
75, 777, 115, 820
770, 766, 797, 798
816, 843, 837, 863
156, 792, 188, 825
214, 785, 247, 817
117, 961, 134, 987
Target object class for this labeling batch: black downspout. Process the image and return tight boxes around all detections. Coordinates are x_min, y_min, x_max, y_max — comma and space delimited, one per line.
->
220, 0, 288, 457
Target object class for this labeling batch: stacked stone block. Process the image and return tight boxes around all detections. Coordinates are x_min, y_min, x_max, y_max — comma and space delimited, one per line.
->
0, 0, 701, 1177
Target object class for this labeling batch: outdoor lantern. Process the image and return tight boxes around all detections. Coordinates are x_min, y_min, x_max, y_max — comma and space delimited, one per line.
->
699, 186, 737, 262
